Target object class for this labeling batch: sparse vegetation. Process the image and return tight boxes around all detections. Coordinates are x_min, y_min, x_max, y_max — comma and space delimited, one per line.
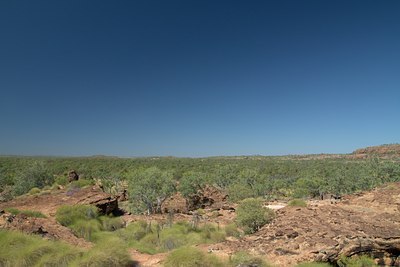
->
236, 198, 275, 234
56, 205, 99, 226
229, 251, 272, 267
115, 220, 226, 254
338, 255, 377, 267
288, 198, 307, 207
0, 149, 399, 266
28, 187, 41, 195
128, 167, 175, 214
164, 246, 224, 267
5, 208, 46, 218
296, 263, 332, 267
0, 230, 132, 267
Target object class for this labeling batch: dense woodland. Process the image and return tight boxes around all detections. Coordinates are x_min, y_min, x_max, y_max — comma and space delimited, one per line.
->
1, 155, 399, 213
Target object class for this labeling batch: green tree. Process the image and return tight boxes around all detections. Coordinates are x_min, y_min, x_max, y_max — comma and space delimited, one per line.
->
178, 171, 207, 198
128, 167, 175, 214
236, 198, 275, 234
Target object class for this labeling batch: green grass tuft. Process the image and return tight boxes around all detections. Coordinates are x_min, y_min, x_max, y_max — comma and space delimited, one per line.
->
288, 199, 307, 207
164, 246, 224, 267
56, 205, 99, 226
296, 262, 332, 267
0, 229, 133, 267
5, 208, 46, 218
28, 187, 41, 195
230, 251, 272, 267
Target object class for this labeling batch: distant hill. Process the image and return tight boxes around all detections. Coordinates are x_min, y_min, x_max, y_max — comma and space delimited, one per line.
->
351, 144, 400, 159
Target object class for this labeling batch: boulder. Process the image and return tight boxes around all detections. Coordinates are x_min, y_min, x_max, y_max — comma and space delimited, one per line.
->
68, 170, 79, 183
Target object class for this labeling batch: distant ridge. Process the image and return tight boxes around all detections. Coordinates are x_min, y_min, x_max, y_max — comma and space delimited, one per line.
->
351, 144, 400, 159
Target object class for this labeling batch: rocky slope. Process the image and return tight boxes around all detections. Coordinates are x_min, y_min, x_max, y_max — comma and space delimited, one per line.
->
225, 183, 400, 266
351, 144, 400, 159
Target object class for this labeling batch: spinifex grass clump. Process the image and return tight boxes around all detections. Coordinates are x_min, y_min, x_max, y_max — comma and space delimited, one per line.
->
296, 263, 332, 267
288, 198, 307, 207
229, 251, 272, 267
0, 230, 81, 267
56, 204, 98, 226
5, 208, 46, 218
164, 246, 224, 267
0, 230, 133, 267
116, 220, 227, 254
56, 204, 124, 241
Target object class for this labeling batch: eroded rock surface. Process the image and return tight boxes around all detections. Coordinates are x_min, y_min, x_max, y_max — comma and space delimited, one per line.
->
230, 183, 400, 266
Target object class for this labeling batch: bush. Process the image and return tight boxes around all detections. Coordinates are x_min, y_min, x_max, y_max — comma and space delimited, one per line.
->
56, 205, 99, 226
164, 246, 224, 267
99, 216, 125, 231
73, 236, 132, 267
13, 161, 53, 196
224, 223, 241, 238
288, 199, 307, 207
67, 179, 94, 189
0, 229, 133, 267
296, 262, 332, 267
236, 198, 275, 234
116, 220, 226, 254
230, 251, 271, 267
70, 219, 101, 241
28, 187, 41, 195
54, 175, 69, 186
0, 230, 81, 266
228, 183, 254, 202
5, 208, 46, 218
338, 255, 377, 267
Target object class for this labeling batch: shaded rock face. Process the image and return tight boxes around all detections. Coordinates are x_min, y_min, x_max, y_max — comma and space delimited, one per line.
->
74, 187, 119, 215
68, 170, 79, 183
162, 186, 231, 214
187, 185, 228, 211
162, 192, 188, 214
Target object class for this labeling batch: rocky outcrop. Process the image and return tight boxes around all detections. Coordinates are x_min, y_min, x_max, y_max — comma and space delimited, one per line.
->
187, 185, 229, 210
0, 211, 91, 248
68, 170, 79, 182
351, 144, 400, 159
230, 183, 400, 266
162, 185, 231, 214
74, 188, 119, 215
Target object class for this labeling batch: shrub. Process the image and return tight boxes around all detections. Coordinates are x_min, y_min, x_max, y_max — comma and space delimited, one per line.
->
338, 255, 377, 267
73, 235, 132, 267
288, 199, 307, 207
29, 187, 41, 195
0, 229, 81, 266
54, 175, 68, 186
296, 262, 332, 267
230, 251, 271, 267
68, 179, 94, 189
5, 208, 46, 218
13, 161, 53, 196
56, 205, 99, 226
224, 223, 241, 238
116, 220, 226, 254
228, 183, 254, 202
164, 246, 224, 267
0, 228, 133, 266
99, 216, 125, 231
236, 198, 275, 234
70, 219, 102, 241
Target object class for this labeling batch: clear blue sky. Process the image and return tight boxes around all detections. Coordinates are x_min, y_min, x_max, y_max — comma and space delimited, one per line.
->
0, 1, 399, 157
